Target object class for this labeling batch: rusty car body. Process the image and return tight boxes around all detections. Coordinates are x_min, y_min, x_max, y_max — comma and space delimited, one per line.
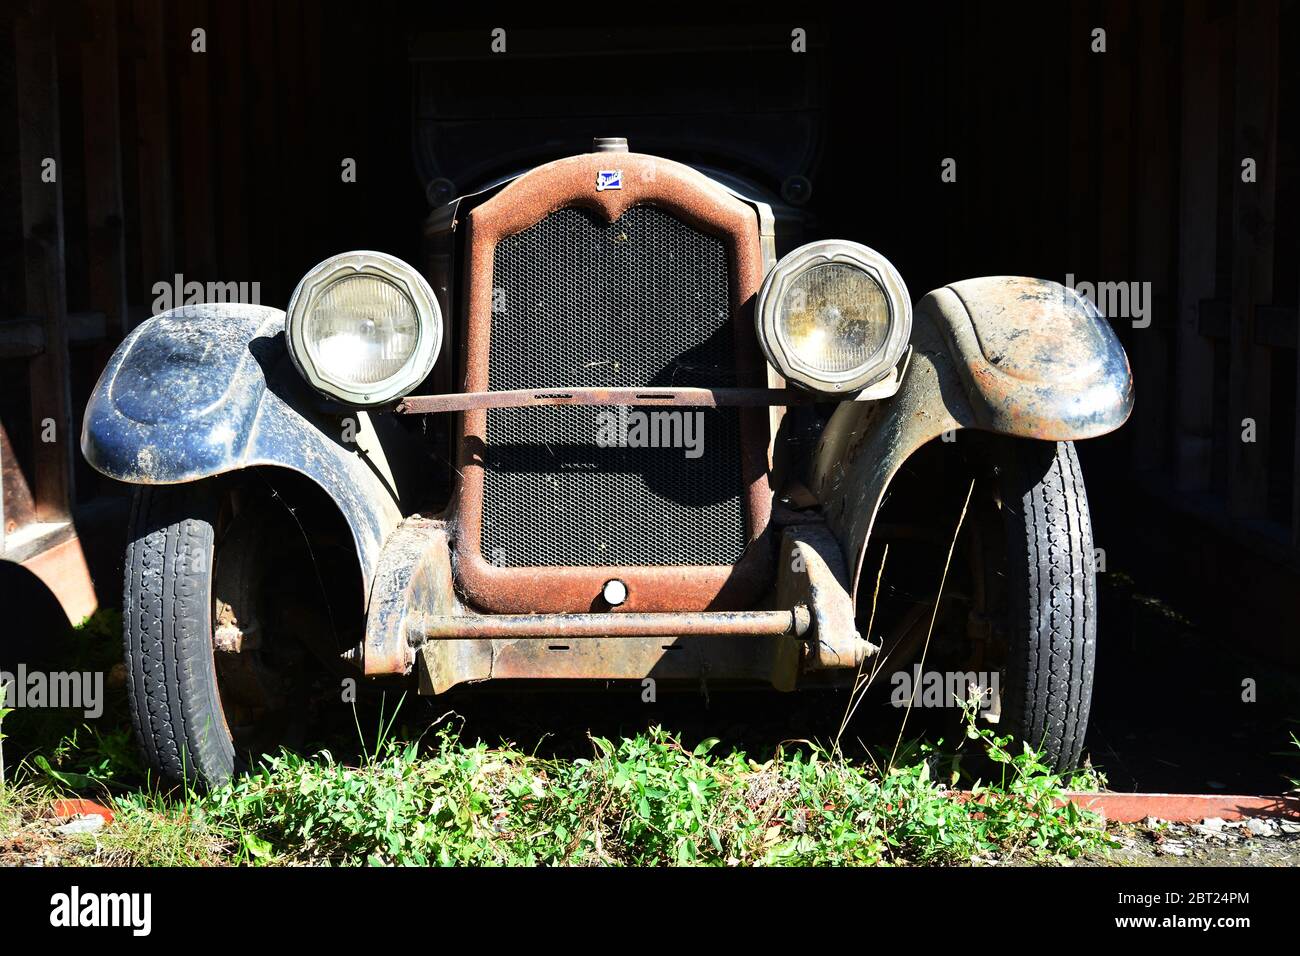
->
81, 137, 1132, 786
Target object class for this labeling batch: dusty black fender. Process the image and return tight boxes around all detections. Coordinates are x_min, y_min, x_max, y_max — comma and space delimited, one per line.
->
810, 276, 1133, 607
80, 303, 404, 593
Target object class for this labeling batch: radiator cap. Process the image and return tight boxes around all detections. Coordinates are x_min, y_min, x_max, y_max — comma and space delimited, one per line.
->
593, 136, 628, 153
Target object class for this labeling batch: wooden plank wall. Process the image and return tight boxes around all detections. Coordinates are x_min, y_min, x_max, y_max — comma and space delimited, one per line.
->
1179, 0, 1297, 552
12, 2, 73, 526
1, 0, 339, 559
1175, 0, 1220, 495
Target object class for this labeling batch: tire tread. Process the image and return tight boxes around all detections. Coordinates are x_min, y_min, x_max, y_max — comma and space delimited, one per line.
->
123, 486, 234, 787
1001, 441, 1096, 772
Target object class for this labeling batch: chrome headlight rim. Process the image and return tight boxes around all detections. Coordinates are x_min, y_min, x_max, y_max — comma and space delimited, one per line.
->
286, 250, 442, 407
755, 239, 911, 394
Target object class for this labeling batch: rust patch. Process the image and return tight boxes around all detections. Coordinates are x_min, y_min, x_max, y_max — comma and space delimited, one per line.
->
949, 276, 1106, 385
363, 517, 461, 676
771, 525, 868, 673
419, 635, 793, 692
415, 608, 807, 640
396, 386, 817, 414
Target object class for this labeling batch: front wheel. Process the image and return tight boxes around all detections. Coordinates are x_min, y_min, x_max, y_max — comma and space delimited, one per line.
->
123, 481, 315, 788
989, 440, 1097, 772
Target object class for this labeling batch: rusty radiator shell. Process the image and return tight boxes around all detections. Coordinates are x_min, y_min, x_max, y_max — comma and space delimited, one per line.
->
454, 151, 773, 615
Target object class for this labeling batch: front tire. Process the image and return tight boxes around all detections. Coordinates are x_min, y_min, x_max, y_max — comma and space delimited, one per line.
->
123, 484, 237, 787
994, 440, 1096, 772
123, 480, 320, 789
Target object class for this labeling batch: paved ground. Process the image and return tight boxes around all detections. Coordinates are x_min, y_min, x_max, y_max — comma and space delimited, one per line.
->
1089, 816, 1300, 867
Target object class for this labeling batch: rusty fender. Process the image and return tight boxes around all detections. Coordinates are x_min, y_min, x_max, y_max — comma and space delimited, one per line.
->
80, 304, 404, 595
811, 276, 1133, 608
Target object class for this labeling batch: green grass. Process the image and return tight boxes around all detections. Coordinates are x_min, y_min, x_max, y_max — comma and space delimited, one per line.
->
5, 719, 1115, 867
2, 704, 1115, 866
90, 790, 232, 866
101, 711, 1110, 867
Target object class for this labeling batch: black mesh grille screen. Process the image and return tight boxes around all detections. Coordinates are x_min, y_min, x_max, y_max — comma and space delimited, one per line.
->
482, 204, 748, 568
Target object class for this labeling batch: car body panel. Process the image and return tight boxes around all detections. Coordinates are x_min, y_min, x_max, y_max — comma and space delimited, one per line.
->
811, 276, 1133, 609
80, 303, 404, 593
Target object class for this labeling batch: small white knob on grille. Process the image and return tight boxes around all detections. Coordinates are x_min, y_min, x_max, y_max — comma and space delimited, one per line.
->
603, 579, 628, 606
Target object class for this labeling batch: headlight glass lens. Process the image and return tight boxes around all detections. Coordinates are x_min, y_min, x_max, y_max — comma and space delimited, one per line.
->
777, 264, 891, 374
303, 274, 420, 388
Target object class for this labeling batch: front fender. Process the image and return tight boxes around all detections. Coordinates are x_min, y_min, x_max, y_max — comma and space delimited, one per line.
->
81, 303, 403, 590
811, 276, 1132, 606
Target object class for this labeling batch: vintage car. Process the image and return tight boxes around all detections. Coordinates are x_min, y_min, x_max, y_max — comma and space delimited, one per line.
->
81, 137, 1132, 787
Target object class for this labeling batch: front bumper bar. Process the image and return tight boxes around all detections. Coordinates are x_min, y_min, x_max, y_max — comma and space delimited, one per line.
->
414, 608, 811, 640
393, 386, 813, 414
363, 518, 869, 693
390, 362, 910, 415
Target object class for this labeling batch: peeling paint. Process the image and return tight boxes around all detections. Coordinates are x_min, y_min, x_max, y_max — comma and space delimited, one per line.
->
811, 275, 1132, 609
80, 304, 403, 597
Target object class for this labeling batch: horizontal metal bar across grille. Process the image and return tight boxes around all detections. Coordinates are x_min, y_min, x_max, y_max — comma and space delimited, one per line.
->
483, 204, 748, 568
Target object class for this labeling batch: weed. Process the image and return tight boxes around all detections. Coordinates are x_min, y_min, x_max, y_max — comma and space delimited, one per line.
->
0, 682, 10, 788
194, 706, 1111, 867
85, 789, 230, 866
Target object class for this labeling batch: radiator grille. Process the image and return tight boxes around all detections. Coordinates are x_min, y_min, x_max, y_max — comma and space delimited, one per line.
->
482, 204, 747, 568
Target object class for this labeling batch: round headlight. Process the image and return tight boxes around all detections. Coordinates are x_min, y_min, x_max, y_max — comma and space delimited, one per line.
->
286, 251, 442, 406
756, 240, 910, 393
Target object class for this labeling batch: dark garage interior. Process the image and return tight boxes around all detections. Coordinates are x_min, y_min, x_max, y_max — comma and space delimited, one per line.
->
1, 0, 1298, 796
